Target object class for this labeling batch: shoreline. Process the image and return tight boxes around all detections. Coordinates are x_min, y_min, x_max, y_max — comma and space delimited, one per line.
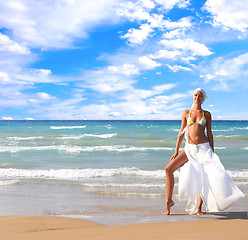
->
1, 119, 248, 122
0, 215, 247, 240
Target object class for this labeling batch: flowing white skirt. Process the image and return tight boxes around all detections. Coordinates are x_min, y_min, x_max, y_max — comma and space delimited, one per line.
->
178, 142, 244, 214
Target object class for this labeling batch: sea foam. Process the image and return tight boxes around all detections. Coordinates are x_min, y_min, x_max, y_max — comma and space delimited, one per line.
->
50, 126, 87, 129
0, 145, 174, 153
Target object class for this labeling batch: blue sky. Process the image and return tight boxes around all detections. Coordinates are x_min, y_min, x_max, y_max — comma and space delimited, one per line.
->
0, 0, 248, 120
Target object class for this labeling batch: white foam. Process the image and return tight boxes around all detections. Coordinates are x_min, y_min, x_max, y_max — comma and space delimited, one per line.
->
51, 126, 86, 129
59, 133, 117, 139
0, 167, 167, 180
0, 145, 174, 153
7, 136, 44, 140
215, 135, 240, 138
212, 129, 231, 132
0, 180, 21, 186
233, 127, 248, 130
81, 183, 165, 188
226, 170, 248, 179
0, 168, 246, 186
242, 147, 248, 150
96, 192, 165, 198
215, 147, 227, 149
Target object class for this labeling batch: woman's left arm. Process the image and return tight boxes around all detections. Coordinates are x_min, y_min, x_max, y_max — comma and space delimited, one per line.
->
206, 111, 214, 152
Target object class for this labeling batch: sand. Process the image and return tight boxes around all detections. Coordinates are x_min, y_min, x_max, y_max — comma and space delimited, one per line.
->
0, 215, 247, 240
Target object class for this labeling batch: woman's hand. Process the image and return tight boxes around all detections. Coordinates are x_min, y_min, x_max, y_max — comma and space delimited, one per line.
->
170, 152, 178, 161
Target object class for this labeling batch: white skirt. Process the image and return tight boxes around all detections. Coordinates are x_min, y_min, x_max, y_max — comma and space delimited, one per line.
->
178, 142, 244, 214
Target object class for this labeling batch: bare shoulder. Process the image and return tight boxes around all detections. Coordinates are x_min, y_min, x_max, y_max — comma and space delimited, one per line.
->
204, 110, 212, 120
182, 109, 190, 118
183, 109, 190, 115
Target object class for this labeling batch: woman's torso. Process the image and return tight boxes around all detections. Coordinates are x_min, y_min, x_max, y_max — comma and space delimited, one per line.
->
186, 109, 209, 145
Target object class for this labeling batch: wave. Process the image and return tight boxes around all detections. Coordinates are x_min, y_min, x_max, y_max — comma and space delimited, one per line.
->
0, 180, 21, 186
215, 135, 248, 140
212, 127, 248, 132
215, 135, 240, 138
6, 136, 44, 141
1, 167, 246, 182
80, 183, 165, 189
50, 126, 87, 129
215, 147, 227, 150
212, 129, 231, 132
233, 127, 248, 130
95, 191, 165, 198
226, 170, 248, 179
0, 167, 167, 180
0, 145, 174, 153
59, 133, 117, 139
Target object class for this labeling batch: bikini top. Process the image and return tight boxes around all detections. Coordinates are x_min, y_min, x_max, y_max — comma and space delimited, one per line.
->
187, 110, 206, 126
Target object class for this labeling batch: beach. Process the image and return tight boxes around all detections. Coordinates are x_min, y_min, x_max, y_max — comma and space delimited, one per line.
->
0, 120, 247, 238
0, 215, 247, 240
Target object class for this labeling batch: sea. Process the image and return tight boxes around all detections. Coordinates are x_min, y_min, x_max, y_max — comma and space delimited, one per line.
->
0, 120, 247, 225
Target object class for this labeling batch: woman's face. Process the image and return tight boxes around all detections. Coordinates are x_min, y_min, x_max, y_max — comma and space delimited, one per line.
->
193, 91, 204, 104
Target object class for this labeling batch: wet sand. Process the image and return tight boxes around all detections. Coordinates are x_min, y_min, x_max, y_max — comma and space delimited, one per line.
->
0, 215, 247, 240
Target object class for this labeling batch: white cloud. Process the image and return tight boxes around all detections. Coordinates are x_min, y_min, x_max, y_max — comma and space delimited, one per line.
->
2, 116, 13, 120
167, 64, 192, 72
152, 83, 176, 93
0, 0, 123, 49
160, 39, 213, 56
0, 33, 30, 54
139, 56, 161, 69
154, 0, 190, 10
117, 1, 153, 21
37, 92, 56, 100
203, 0, 248, 32
0, 72, 11, 84
141, 0, 156, 9
150, 49, 182, 60
199, 52, 248, 89
163, 17, 192, 30
108, 64, 139, 76
80, 67, 136, 93
120, 83, 176, 102
121, 23, 154, 45
109, 111, 122, 117
200, 74, 216, 82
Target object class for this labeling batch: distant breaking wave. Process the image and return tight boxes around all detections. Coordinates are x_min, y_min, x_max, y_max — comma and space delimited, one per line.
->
50, 126, 87, 129
59, 133, 117, 139
0, 167, 166, 180
0, 145, 174, 153
0, 180, 21, 186
6, 136, 44, 140
0, 168, 246, 184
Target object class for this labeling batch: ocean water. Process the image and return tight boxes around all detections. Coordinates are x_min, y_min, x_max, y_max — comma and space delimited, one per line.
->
0, 120, 247, 224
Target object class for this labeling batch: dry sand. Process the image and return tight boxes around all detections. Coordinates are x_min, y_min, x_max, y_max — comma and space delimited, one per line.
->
0, 215, 247, 240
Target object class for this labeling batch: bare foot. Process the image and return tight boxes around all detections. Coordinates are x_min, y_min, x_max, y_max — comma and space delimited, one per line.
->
197, 210, 204, 216
164, 200, 175, 215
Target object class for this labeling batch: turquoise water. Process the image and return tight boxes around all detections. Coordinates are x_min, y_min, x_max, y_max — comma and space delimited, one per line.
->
0, 120, 247, 223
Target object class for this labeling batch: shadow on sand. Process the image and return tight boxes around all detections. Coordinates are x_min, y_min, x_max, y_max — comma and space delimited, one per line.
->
207, 211, 248, 220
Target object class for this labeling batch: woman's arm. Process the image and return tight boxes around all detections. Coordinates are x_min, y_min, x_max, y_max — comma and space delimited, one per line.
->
170, 110, 187, 160
205, 111, 214, 152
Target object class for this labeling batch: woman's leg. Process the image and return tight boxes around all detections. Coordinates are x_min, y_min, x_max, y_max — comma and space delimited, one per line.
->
197, 196, 203, 215
164, 150, 189, 215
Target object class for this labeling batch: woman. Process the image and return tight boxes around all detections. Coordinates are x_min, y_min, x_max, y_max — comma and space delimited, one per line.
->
164, 88, 244, 215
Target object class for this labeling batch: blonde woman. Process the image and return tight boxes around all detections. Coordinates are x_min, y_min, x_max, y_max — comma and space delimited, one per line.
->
164, 88, 244, 215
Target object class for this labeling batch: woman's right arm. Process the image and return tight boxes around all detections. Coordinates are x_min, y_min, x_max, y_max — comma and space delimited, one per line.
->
170, 110, 187, 161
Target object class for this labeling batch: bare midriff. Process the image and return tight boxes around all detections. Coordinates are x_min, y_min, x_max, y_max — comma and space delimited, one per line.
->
188, 124, 208, 145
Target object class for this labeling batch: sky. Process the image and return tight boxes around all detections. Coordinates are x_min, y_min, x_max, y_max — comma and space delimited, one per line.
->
0, 0, 248, 120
